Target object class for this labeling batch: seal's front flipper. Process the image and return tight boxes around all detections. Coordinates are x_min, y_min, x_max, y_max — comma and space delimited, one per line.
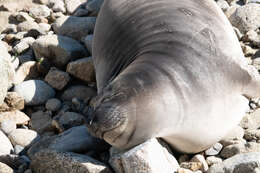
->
242, 65, 260, 98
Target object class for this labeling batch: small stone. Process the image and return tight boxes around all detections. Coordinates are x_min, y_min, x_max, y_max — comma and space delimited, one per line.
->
45, 67, 71, 90
180, 162, 202, 172
2, 24, 17, 34
229, 3, 260, 34
4, 92, 25, 111
32, 34, 87, 68
206, 156, 223, 166
0, 162, 14, 173
18, 49, 35, 64
73, 8, 89, 17
14, 145, 24, 155
208, 152, 260, 173
242, 44, 257, 57
48, 0, 66, 13
56, 112, 86, 131
30, 111, 53, 134
220, 142, 260, 159
0, 120, 16, 135
244, 30, 260, 47
52, 15, 96, 41
66, 57, 95, 83
14, 80, 55, 106
13, 61, 39, 85
205, 143, 223, 156
240, 109, 260, 130
0, 110, 30, 125
216, 0, 230, 11
17, 21, 39, 32
64, 0, 84, 14
8, 129, 39, 147
45, 98, 62, 112
15, 12, 34, 22
61, 85, 96, 101
0, 130, 13, 155
177, 168, 194, 173
12, 40, 30, 54
25, 28, 46, 38
244, 129, 260, 142
190, 154, 208, 172
38, 23, 51, 32
31, 150, 112, 173
29, 5, 51, 18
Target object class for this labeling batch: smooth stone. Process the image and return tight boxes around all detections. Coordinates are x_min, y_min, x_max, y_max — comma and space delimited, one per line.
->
206, 156, 223, 166
27, 125, 107, 159
29, 5, 51, 18
17, 21, 39, 32
48, 0, 66, 13
0, 130, 13, 155
8, 129, 39, 147
64, 0, 85, 14
0, 41, 14, 104
190, 154, 209, 172
240, 109, 260, 130
205, 143, 223, 156
52, 15, 96, 41
44, 67, 71, 90
61, 85, 96, 101
29, 111, 53, 134
30, 150, 112, 173
14, 80, 55, 106
83, 34, 93, 54
85, 0, 104, 14
109, 138, 179, 173
66, 57, 95, 83
15, 12, 34, 22
55, 112, 86, 131
229, 3, 260, 33
14, 145, 24, 155
0, 162, 14, 173
32, 34, 87, 68
0, 120, 16, 135
0, 110, 30, 125
207, 152, 260, 173
45, 98, 62, 112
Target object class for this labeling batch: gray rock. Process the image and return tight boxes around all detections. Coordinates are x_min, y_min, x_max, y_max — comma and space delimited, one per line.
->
64, 0, 85, 14
220, 142, 260, 159
229, 3, 260, 34
244, 129, 260, 142
0, 110, 30, 125
30, 150, 112, 173
0, 120, 16, 135
0, 41, 14, 104
45, 98, 62, 112
0, 130, 13, 155
30, 111, 53, 134
85, 0, 104, 14
52, 15, 96, 41
0, 162, 14, 173
14, 80, 55, 106
55, 112, 86, 131
44, 67, 71, 90
190, 154, 209, 172
32, 34, 87, 68
18, 49, 35, 64
207, 152, 260, 173
110, 138, 179, 173
206, 156, 223, 166
61, 85, 96, 101
83, 35, 93, 54
205, 143, 223, 156
27, 125, 107, 159
29, 5, 51, 18
240, 109, 260, 130
66, 57, 95, 83
8, 129, 39, 147
17, 21, 39, 32
73, 8, 89, 17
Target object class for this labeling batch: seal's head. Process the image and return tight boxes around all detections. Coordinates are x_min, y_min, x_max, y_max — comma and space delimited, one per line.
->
86, 83, 136, 149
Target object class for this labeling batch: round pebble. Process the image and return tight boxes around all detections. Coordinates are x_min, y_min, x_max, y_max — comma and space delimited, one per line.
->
0, 120, 16, 134
45, 98, 62, 112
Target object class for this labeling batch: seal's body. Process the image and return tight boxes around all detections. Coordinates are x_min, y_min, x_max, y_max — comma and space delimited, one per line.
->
88, 0, 260, 153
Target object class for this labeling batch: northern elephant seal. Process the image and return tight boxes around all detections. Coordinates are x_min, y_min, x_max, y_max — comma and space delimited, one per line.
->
86, 0, 260, 153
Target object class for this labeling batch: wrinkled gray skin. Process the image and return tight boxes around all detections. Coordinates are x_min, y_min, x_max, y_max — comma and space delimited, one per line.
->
87, 0, 260, 153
